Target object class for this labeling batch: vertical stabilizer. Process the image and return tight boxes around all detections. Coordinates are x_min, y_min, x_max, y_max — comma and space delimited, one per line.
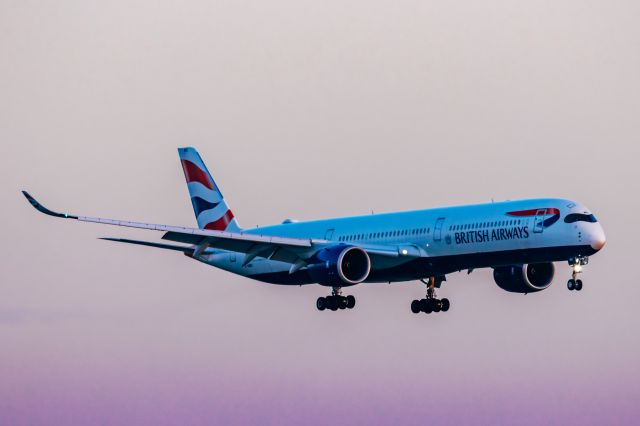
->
178, 147, 241, 232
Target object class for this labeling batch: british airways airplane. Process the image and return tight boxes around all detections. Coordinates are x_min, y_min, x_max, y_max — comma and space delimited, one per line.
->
23, 147, 606, 315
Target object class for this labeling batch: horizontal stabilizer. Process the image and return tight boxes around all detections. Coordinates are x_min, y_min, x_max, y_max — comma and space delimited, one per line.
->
100, 238, 195, 253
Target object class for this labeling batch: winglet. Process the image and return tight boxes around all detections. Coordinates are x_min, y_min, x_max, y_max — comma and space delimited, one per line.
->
21, 191, 78, 219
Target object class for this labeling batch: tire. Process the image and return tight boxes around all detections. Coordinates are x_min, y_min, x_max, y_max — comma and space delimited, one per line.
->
423, 299, 433, 314
441, 298, 450, 312
433, 300, 442, 313
316, 297, 326, 311
346, 295, 356, 309
328, 296, 338, 311
339, 297, 348, 309
575, 280, 583, 291
567, 279, 575, 291
411, 300, 421, 314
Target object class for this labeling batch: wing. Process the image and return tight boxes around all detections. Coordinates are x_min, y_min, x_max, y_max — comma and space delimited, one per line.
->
22, 192, 411, 267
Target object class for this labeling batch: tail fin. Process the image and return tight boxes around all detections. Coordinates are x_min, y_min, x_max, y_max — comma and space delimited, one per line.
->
178, 147, 241, 232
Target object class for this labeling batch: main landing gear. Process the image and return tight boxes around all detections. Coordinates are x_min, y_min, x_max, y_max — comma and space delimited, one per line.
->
567, 256, 588, 291
316, 287, 356, 311
411, 277, 450, 315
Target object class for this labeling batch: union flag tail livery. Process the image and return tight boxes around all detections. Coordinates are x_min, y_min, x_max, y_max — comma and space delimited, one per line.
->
22, 147, 607, 316
178, 147, 240, 232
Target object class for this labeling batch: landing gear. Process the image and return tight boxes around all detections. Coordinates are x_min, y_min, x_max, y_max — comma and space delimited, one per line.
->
411, 276, 450, 315
316, 288, 356, 311
567, 279, 583, 291
567, 257, 588, 292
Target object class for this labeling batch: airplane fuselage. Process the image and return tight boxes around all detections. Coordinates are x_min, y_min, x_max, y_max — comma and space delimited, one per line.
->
200, 198, 605, 285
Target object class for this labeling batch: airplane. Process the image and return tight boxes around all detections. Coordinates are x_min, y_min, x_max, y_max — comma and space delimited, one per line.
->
22, 147, 606, 315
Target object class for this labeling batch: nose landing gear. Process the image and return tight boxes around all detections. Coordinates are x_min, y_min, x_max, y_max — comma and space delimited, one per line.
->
567, 256, 588, 291
411, 276, 450, 315
316, 287, 356, 311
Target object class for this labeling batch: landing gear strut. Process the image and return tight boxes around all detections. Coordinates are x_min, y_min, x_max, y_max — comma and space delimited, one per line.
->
316, 287, 356, 311
411, 276, 450, 315
567, 256, 588, 291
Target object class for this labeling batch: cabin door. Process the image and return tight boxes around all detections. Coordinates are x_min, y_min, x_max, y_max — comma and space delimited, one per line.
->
434, 218, 446, 242
533, 209, 546, 233
324, 228, 335, 241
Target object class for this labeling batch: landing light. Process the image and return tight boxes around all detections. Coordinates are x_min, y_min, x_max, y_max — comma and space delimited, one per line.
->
401, 249, 408, 255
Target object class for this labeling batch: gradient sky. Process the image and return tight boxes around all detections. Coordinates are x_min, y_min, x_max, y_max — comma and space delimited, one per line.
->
1, 1, 639, 425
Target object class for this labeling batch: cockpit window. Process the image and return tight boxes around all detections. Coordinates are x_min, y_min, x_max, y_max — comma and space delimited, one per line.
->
564, 213, 597, 224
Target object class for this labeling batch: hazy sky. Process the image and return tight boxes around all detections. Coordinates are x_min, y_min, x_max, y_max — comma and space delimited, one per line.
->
2, 1, 639, 425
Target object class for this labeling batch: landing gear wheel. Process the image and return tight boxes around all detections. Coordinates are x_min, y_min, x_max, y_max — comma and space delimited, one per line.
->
433, 300, 442, 313
567, 279, 576, 291
346, 295, 356, 309
424, 299, 434, 314
317, 289, 355, 312
328, 296, 339, 311
411, 300, 421, 314
575, 280, 583, 291
339, 297, 348, 310
441, 298, 450, 312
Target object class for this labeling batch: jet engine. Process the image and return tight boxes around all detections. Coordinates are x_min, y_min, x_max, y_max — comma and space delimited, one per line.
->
493, 263, 555, 293
307, 245, 371, 286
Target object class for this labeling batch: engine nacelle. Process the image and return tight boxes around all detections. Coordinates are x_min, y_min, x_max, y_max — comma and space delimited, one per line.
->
307, 245, 371, 286
493, 263, 555, 293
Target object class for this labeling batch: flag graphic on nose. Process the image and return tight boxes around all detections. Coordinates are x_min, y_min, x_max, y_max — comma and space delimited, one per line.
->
507, 208, 560, 228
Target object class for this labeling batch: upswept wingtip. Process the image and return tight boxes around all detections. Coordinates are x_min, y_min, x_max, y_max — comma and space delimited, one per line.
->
21, 191, 77, 219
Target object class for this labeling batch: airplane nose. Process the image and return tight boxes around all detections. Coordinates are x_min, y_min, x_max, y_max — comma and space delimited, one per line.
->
591, 227, 606, 251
